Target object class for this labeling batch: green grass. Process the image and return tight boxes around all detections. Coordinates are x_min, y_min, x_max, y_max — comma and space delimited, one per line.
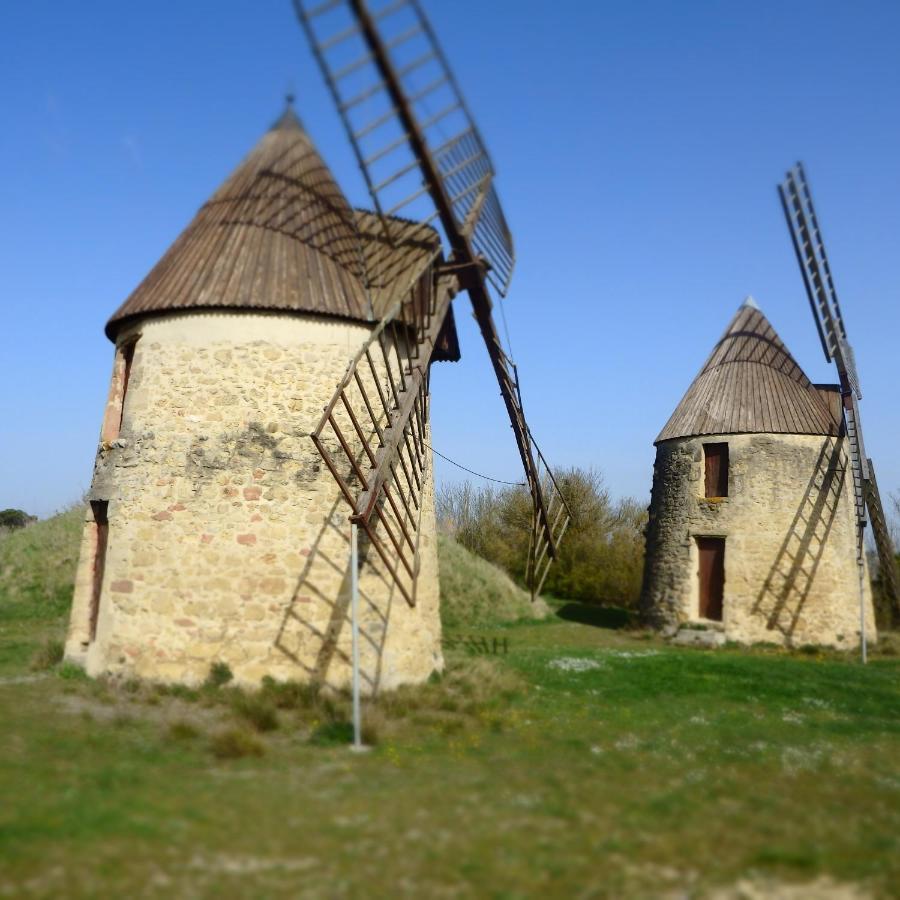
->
2, 511, 899, 896
0, 503, 82, 622
438, 533, 549, 628
1, 606, 898, 897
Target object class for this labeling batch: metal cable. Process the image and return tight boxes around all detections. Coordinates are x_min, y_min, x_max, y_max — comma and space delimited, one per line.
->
423, 440, 524, 485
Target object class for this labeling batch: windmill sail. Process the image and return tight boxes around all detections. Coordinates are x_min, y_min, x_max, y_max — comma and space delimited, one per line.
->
294, 0, 513, 294
311, 237, 453, 606
295, 0, 569, 597
778, 163, 899, 613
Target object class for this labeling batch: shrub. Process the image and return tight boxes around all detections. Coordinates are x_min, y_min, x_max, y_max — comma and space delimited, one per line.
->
204, 662, 233, 688
231, 693, 279, 732
30, 638, 64, 671
168, 720, 200, 741
209, 727, 265, 759
0, 509, 37, 530
437, 468, 647, 608
57, 661, 88, 681
310, 720, 354, 746
260, 676, 323, 710
156, 683, 200, 703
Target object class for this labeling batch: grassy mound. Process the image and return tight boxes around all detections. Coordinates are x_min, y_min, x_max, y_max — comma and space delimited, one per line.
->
0, 504, 83, 622
437, 533, 549, 628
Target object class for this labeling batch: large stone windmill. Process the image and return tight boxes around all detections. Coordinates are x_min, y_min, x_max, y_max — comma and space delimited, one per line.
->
64, 1, 568, 689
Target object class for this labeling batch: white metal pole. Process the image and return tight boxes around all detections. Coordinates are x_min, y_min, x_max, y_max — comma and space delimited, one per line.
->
350, 523, 363, 748
858, 554, 867, 665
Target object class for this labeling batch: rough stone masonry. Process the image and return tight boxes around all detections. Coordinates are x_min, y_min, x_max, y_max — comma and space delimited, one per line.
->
640, 300, 877, 649
65, 311, 442, 690
640, 429, 875, 648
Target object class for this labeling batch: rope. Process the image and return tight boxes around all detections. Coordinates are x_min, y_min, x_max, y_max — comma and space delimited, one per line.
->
497, 292, 516, 364
423, 440, 525, 486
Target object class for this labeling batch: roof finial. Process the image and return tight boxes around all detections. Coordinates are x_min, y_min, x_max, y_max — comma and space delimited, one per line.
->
742, 294, 760, 310
270, 86, 302, 132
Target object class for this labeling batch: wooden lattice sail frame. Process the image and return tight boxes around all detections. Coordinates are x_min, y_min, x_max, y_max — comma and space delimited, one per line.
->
296, 0, 570, 601
779, 163, 899, 619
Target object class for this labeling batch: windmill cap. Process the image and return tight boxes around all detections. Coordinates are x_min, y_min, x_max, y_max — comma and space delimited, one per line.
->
103, 100, 449, 356
655, 302, 842, 442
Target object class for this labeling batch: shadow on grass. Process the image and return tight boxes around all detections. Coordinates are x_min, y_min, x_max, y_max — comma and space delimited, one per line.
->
554, 602, 634, 630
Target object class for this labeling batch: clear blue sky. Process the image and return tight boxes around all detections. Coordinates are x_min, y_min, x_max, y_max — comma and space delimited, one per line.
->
2, 1, 899, 518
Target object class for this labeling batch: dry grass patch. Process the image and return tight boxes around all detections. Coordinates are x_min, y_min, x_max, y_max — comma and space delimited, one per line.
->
210, 727, 266, 759
29, 637, 64, 671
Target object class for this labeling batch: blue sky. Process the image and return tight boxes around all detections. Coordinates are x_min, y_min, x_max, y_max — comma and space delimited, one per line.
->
2, 0, 899, 518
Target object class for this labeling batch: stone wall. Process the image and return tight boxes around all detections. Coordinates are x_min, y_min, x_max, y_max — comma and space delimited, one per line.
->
640, 432, 876, 648
65, 309, 443, 691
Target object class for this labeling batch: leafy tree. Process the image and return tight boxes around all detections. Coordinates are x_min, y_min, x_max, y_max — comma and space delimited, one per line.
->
0, 509, 36, 531
437, 468, 647, 608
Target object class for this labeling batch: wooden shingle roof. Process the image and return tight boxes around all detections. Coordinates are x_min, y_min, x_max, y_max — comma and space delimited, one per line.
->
105, 105, 449, 343
656, 299, 842, 443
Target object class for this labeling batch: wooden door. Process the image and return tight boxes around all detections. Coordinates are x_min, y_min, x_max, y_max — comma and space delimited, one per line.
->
697, 537, 725, 621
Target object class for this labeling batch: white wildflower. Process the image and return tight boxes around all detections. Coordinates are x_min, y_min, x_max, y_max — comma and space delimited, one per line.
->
548, 657, 603, 673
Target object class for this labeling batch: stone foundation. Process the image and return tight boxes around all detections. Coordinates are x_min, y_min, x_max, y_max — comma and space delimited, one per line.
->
640, 432, 876, 649
65, 310, 442, 691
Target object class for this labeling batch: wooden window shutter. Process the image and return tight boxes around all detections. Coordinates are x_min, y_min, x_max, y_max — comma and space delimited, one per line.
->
703, 443, 729, 498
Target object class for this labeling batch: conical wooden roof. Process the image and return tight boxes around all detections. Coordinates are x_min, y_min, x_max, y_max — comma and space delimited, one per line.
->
107, 106, 378, 338
656, 299, 842, 442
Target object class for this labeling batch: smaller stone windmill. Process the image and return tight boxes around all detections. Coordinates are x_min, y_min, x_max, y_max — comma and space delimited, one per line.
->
640, 298, 876, 648
642, 164, 898, 649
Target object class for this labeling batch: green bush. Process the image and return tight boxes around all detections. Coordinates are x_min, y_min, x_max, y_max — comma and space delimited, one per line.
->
204, 662, 233, 688
0, 509, 37, 530
209, 727, 265, 759
437, 468, 647, 608
57, 661, 88, 681
167, 720, 201, 741
30, 638, 64, 671
309, 720, 354, 746
231, 693, 279, 732
259, 676, 322, 710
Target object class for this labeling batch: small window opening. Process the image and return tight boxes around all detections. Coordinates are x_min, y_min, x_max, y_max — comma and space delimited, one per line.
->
696, 536, 725, 621
101, 339, 137, 442
88, 500, 109, 642
703, 442, 729, 498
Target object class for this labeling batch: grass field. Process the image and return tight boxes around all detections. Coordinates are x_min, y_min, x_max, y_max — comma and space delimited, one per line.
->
2, 611, 899, 897
1, 515, 899, 897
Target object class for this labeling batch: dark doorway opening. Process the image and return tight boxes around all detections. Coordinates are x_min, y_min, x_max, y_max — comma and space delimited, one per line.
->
89, 500, 109, 642
697, 536, 725, 621
118, 340, 136, 435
